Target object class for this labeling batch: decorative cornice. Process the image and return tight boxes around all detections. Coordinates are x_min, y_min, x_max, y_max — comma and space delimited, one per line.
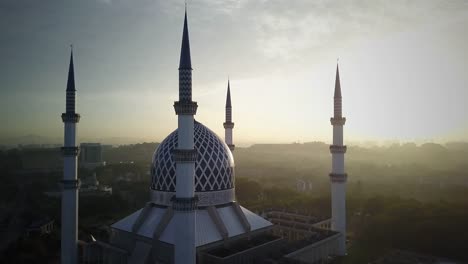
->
223, 122, 234, 129
174, 101, 198, 115
61, 146, 80, 156
330, 145, 347, 153
171, 196, 198, 211
329, 173, 347, 183
172, 149, 198, 163
151, 189, 235, 207
61, 113, 80, 123
61, 179, 80, 189
330, 117, 346, 126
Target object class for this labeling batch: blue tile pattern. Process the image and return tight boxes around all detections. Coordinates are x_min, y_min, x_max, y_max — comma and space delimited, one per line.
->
179, 69, 192, 101
151, 121, 235, 192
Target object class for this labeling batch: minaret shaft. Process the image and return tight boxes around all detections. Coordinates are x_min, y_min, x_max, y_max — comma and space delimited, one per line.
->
223, 80, 235, 151
173, 9, 197, 264
175, 115, 195, 197
61, 50, 80, 264
330, 64, 347, 256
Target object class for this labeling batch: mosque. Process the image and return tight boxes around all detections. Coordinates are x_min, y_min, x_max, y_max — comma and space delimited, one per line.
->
59, 9, 348, 264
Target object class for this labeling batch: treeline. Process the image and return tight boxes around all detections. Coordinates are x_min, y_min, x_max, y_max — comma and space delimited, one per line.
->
2, 141, 468, 202
235, 177, 468, 262
348, 196, 468, 262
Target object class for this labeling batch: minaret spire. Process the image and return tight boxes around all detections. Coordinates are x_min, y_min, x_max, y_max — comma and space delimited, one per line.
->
177, 8, 194, 103
66, 48, 76, 113
329, 62, 347, 256
173, 7, 198, 264
226, 79, 232, 107
67, 47, 75, 92
61, 47, 80, 264
334, 63, 341, 98
333, 63, 343, 118
224, 79, 235, 151
179, 8, 192, 71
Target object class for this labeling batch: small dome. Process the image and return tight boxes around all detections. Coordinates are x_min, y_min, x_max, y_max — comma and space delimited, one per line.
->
151, 121, 235, 198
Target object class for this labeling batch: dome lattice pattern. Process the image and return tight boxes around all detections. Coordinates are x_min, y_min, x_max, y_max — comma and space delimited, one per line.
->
151, 121, 234, 192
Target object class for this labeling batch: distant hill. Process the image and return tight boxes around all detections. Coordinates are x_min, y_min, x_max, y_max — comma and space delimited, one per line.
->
0, 135, 151, 147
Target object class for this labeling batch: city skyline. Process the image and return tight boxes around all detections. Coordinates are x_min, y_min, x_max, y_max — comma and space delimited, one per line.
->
1, 0, 468, 145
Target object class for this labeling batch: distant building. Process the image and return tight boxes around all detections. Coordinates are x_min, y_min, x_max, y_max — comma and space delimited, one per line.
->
79, 173, 112, 197
44, 172, 112, 198
296, 179, 313, 192
116, 171, 143, 182
25, 217, 54, 237
80, 143, 106, 169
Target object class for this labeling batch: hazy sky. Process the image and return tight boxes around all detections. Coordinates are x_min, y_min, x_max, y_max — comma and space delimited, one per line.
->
1, 0, 467, 145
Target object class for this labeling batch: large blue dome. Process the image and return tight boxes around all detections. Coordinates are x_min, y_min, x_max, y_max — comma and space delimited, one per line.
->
151, 121, 235, 195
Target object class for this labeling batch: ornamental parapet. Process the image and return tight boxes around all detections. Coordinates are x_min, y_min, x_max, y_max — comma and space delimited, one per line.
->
174, 101, 198, 115
223, 122, 235, 129
61, 179, 80, 190
61, 113, 80, 123
61, 146, 80, 156
330, 117, 346, 126
172, 149, 198, 163
171, 196, 198, 211
151, 189, 235, 207
330, 145, 347, 153
329, 173, 347, 183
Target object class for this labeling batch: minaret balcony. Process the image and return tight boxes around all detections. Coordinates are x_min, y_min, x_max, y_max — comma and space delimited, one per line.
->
61, 113, 80, 123
330, 145, 347, 153
174, 101, 198, 115
223, 122, 235, 129
173, 149, 198, 163
329, 173, 347, 183
61, 146, 80, 156
330, 117, 346, 126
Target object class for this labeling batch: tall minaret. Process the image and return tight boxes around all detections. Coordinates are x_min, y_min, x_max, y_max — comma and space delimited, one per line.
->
330, 63, 347, 256
172, 9, 198, 264
61, 48, 80, 264
223, 79, 235, 151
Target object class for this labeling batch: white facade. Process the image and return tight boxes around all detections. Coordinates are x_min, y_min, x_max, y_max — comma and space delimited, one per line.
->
330, 64, 347, 256
61, 50, 80, 264
225, 128, 233, 147
173, 11, 198, 264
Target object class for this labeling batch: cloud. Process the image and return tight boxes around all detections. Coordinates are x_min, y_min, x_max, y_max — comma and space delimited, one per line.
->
247, 0, 468, 59
160, 0, 249, 18
97, 0, 112, 4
